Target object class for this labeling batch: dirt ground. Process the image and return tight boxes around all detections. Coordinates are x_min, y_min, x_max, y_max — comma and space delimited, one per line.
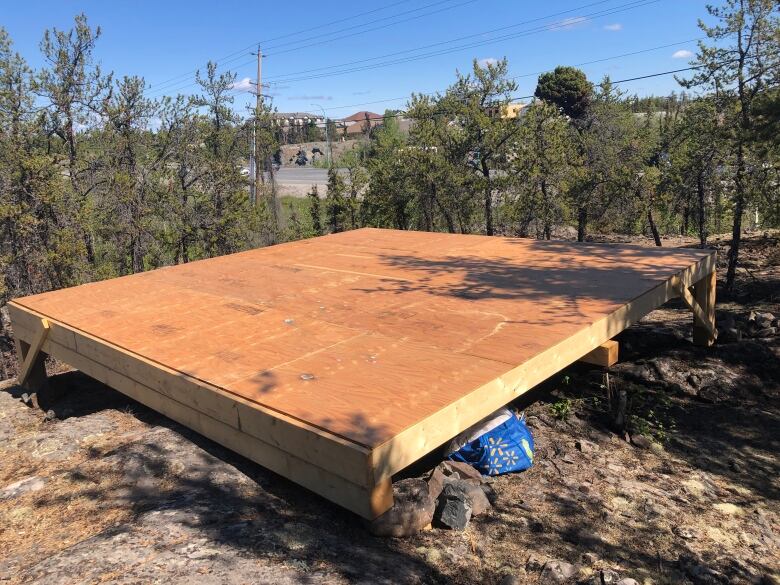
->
0, 232, 778, 584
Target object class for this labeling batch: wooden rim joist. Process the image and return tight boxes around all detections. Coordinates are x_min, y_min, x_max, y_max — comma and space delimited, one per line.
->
9, 229, 717, 519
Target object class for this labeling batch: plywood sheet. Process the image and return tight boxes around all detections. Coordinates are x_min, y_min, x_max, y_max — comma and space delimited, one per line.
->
12, 229, 712, 447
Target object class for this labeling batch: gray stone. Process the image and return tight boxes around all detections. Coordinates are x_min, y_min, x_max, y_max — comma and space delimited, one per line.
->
755, 327, 776, 338
526, 554, 546, 571
616, 579, 639, 585
630, 434, 652, 450
0, 476, 46, 500
581, 552, 599, 566
438, 480, 491, 516
434, 485, 472, 530
754, 312, 775, 328
600, 569, 620, 583
687, 373, 702, 388
540, 560, 578, 583
370, 478, 435, 537
439, 460, 485, 482
674, 525, 698, 540
576, 439, 599, 453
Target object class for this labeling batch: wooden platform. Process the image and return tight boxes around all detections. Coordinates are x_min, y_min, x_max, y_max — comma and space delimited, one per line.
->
9, 228, 716, 518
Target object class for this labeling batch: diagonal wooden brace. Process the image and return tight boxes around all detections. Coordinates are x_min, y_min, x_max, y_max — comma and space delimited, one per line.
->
671, 274, 717, 345
17, 318, 50, 386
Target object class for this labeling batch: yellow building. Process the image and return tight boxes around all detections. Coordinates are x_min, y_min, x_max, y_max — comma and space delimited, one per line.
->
486, 102, 527, 119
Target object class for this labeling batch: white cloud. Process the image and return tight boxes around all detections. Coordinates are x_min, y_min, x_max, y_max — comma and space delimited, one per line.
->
231, 77, 255, 91
477, 57, 499, 68
672, 49, 694, 59
552, 16, 588, 31
603, 23, 623, 31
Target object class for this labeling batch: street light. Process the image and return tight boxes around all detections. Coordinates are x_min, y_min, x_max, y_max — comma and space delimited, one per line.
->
311, 103, 332, 168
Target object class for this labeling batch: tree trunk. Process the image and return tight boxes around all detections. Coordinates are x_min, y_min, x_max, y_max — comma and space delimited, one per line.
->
697, 171, 707, 247
577, 206, 587, 242
726, 141, 746, 290
647, 208, 662, 246
481, 159, 493, 236
432, 190, 456, 233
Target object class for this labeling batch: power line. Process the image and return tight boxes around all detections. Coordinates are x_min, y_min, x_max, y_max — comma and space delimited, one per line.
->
147, 0, 417, 92
148, 0, 471, 95
150, 0, 657, 98
288, 63, 710, 124
262, 0, 474, 54
317, 37, 703, 112
262, 0, 662, 84
264, 0, 618, 81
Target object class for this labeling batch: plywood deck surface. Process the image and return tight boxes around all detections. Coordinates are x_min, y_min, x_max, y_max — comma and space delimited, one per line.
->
12, 229, 712, 449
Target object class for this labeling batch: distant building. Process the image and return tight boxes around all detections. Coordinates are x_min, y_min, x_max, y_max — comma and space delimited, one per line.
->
485, 102, 527, 119
341, 111, 382, 136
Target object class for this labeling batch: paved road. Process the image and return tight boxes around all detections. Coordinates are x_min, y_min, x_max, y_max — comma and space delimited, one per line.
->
275, 167, 334, 185
244, 167, 348, 197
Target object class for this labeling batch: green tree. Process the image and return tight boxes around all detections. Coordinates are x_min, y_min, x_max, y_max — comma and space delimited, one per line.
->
507, 101, 574, 238
439, 58, 519, 235
37, 13, 111, 267
535, 66, 593, 122
308, 185, 322, 236
194, 62, 257, 256
325, 166, 347, 233
680, 0, 780, 288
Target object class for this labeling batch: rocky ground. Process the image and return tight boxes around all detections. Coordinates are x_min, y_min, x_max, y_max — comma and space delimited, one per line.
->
0, 232, 778, 584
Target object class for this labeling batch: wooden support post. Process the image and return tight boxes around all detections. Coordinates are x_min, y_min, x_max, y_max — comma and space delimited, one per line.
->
15, 318, 49, 392
579, 340, 619, 367
672, 274, 716, 346
692, 270, 717, 347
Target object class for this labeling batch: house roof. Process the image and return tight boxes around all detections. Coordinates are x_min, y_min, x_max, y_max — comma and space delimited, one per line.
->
342, 111, 381, 122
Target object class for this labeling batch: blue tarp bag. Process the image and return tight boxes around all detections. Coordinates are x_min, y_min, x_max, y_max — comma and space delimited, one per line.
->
446, 408, 534, 476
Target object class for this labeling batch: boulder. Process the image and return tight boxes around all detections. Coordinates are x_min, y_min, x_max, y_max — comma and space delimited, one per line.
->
369, 478, 435, 537
630, 434, 653, 450
540, 560, 579, 583
439, 480, 491, 516
0, 476, 46, 500
439, 460, 485, 482
576, 439, 599, 453
434, 484, 472, 530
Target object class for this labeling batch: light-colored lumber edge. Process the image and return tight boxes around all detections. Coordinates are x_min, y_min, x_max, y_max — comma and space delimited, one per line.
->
15, 318, 49, 390
8, 304, 392, 520
578, 340, 619, 367
672, 273, 717, 344
692, 270, 717, 347
370, 251, 717, 484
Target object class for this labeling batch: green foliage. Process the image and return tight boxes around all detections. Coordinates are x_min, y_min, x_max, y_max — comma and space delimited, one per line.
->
535, 66, 593, 121
325, 166, 348, 233
550, 398, 573, 421
307, 185, 322, 236
1, 2, 778, 308
0, 16, 277, 304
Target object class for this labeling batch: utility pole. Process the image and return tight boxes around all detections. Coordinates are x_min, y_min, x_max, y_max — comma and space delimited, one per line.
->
311, 103, 331, 168
252, 46, 280, 241
252, 45, 263, 204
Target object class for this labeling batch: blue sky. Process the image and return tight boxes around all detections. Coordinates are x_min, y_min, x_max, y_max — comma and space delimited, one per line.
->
2, 0, 714, 117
